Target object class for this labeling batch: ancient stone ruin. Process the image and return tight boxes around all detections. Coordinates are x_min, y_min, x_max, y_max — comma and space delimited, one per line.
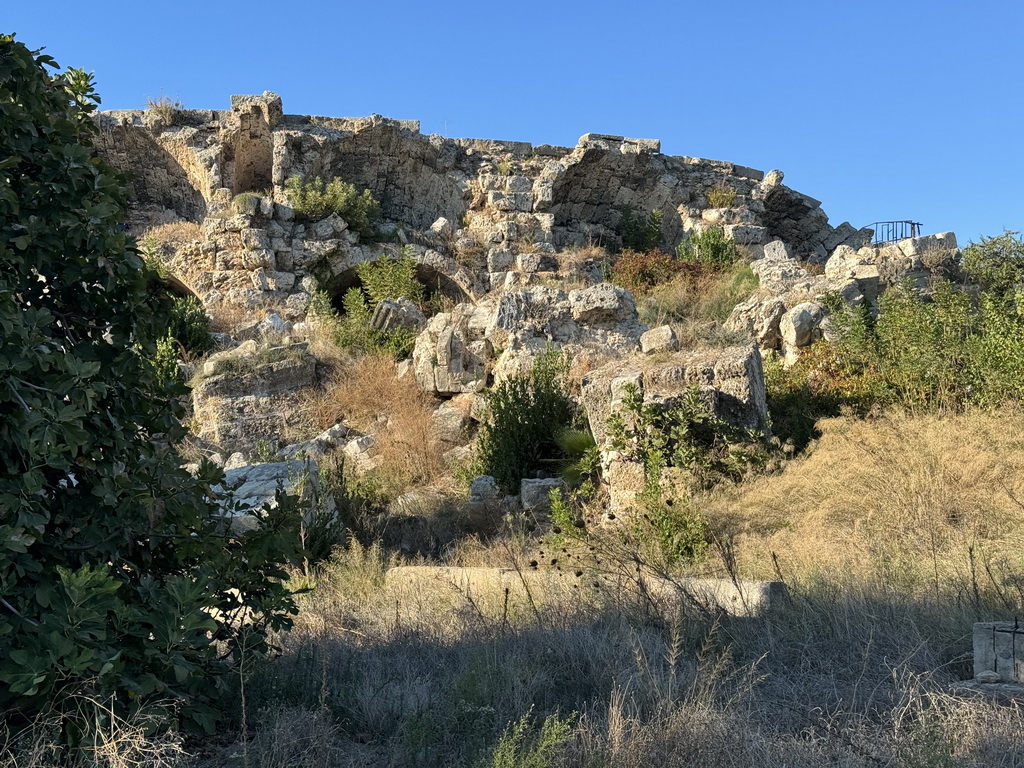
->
95, 91, 962, 534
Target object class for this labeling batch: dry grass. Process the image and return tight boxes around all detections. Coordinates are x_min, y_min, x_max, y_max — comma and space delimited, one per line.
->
639, 261, 759, 346
702, 407, 1024, 591
1, 698, 189, 768
139, 221, 204, 250
200, 406, 1024, 767
300, 354, 446, 499
192, 512, 1024, 767
205, 301, 250, 335
18, 406, 1024, 766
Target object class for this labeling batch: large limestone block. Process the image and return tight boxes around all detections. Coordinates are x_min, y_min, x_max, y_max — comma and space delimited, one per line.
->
639, 325, 679, 354
219, 458, 335, 532
568, 283, 638, 325
385, 566, 786, 618
750, 240, 809, 292
725, 296, 787, 349
579, 345, 770, 446
779, 302, 826, 349
973, 622, 1024, 684
413, 308, 494, 397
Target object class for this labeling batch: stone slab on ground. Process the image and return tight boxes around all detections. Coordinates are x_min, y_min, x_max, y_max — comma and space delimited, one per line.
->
384, 566, 785, 618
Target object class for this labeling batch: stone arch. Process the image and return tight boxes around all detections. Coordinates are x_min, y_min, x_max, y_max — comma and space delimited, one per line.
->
163, 274, 199, 300
320, 245, 481, 315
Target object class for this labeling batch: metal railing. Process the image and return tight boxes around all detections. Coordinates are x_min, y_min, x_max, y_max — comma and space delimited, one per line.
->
868, 220, 922, 245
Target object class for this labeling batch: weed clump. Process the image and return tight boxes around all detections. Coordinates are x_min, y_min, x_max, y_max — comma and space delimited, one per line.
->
476, 349, 576, 493
285, 175, 380, 237
675, 226, 739, 268
618, 206, 663, 252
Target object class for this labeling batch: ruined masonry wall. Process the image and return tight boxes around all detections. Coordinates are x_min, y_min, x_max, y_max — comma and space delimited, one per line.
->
94, 92, 872, 316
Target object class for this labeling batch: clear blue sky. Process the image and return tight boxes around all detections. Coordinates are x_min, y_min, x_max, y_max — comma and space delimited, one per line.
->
7, 1, 1022, 245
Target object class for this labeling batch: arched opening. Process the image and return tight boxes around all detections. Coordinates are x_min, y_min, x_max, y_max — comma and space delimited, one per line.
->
163, 274, 198, 300
324, 262, 473, 316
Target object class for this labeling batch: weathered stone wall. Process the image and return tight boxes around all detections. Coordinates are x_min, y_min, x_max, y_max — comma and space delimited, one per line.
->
94, 92, 877, 319
94, 113, 211, 222
274, 116, 467, 229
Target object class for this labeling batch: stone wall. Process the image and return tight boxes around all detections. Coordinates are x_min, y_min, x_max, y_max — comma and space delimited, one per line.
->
93, 92, 881, 321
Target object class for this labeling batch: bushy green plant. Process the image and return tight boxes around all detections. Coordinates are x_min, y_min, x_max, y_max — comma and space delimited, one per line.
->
608, 384, 769, 493
611, 249, 690, 294
357, 247, 424, 308
962, 230, 1024, 297
153, 333, 182, 383
825, 280, 1024, 411
619, 206, 663, 252
483, 707, 575, 768
776, 267, 1024, 425
167, 294, 213, 355
605, 384, 766, 564
675, 226, 739, 268
284, 174, 380, 237
476, 349, 576, 493
0, 37, 301, 745
334, 248, 425, 359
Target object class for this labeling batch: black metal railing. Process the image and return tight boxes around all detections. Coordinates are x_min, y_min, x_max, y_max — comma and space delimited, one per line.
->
868, 220, 922, 245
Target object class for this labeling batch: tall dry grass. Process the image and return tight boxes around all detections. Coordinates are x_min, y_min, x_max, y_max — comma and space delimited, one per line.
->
703, 408, 1024, 596
193, 519, 1024, 767
181, 407, 1024, 767
639, 261, 759, 347
299, 354, 446, 499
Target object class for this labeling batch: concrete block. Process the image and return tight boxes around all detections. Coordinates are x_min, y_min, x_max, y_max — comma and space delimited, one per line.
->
384, 566, 785, 618
974, 622, 1024, 683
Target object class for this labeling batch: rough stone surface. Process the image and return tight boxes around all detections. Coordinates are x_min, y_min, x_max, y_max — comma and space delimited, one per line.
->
278, 423, 351, 461
580, 345, 770, 446
725, 296, 787, 349
219, 458, 335, 532
780, 301, 827, 349
469, 476, 501, 503
191, 342, 318, 455
520, 478, 568, 514
96, 92, 871, 325
974, 622, 1024, 684
640, 325, 679, 354
413, 304, 494, 396
371, 297, 427, 333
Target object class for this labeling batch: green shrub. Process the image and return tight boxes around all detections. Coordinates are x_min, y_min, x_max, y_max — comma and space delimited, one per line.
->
284, 175, 380, 237
476, 349, 576, 493
334, 248, 425, 359
779, 272, 1024, 420
554, 427, 601, 487
0, 38, 301, 745
619, 206, 663, 252
962, 230, 1024, 297
153, 333, 182, 383
608, 384, 769, 494
606, 384, 769, 565
167, 294, 213, 355
611, 249, 690, 294
675, 226, 739, 268
483, 707, 575, 768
